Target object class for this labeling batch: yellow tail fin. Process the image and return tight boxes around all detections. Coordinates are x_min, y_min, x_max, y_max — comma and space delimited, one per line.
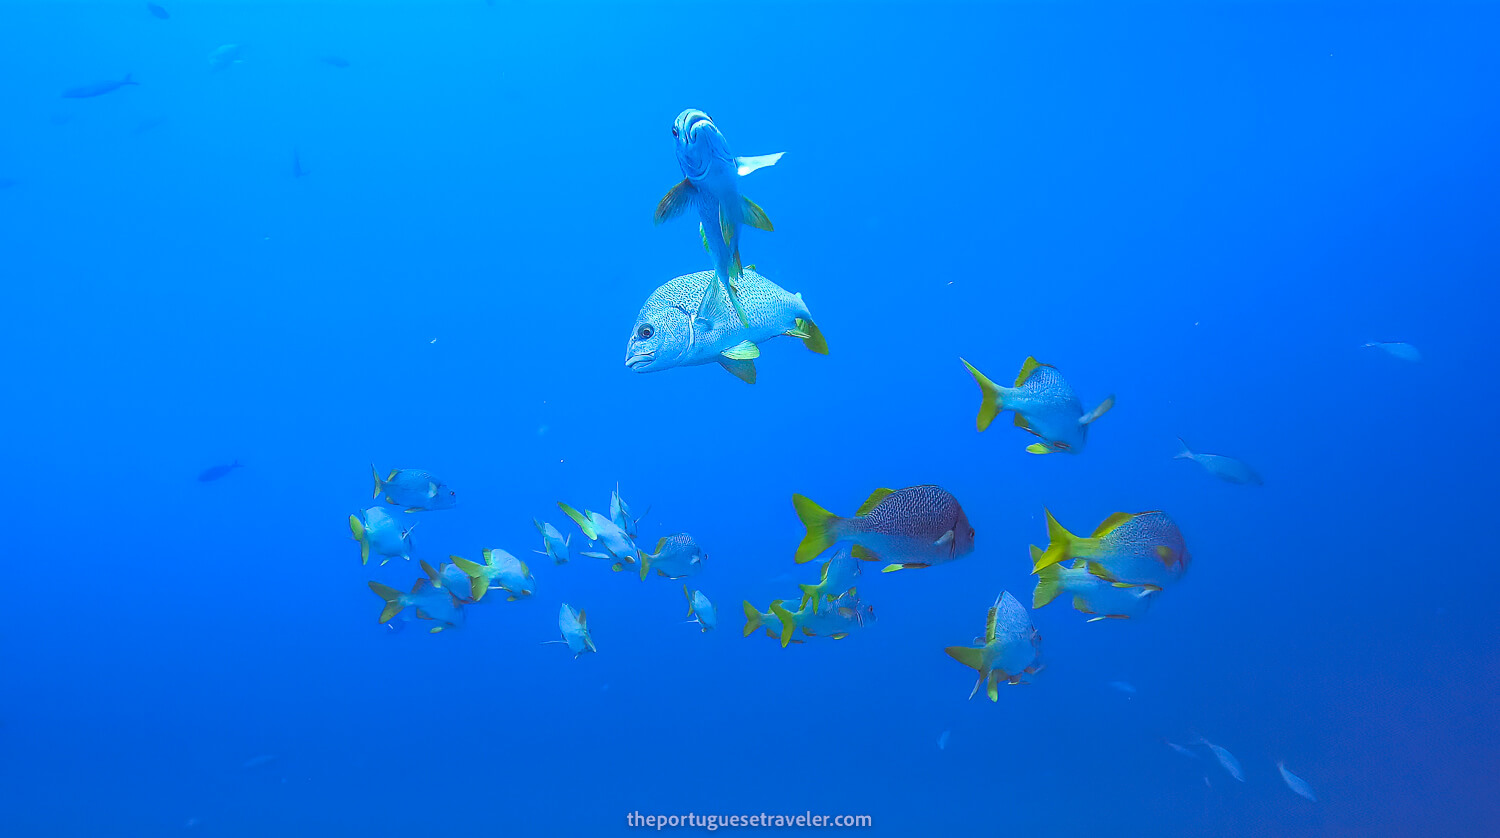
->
1033, 550, 1063, 607
791, 494, 839, 564
770, 602, 796, 648
1033, 509, 1077, 573
557, 502, 596, 539
797, 582, 820, 611
792, 317, 829, 355
368, 581, 403, 623
349, 515, 369, 565
741, 600, 761, 638
960, 359, 1004, 432
370, 464, 384, 499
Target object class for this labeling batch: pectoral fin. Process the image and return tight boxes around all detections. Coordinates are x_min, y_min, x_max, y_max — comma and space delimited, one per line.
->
718, 357, 757, 384
1080, 394, 1116, 425
655, 179, 695, 225
741, 196, 774, 231
735, 152, 784, 176
721, 340, 760, 360
934, 530, 955, 547
1025, 443, 1053, 454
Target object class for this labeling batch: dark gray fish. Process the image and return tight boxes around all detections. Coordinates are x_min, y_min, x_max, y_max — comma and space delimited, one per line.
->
146, 3, 170, 19
320, 56, 350, 69
1174, 438, 1263, 486
62, 74, 139, 98
197, 461, 243, 482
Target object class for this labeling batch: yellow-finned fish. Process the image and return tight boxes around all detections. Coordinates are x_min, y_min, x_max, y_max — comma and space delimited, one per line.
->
653, 109, 784, 328
944, 591, 1043, 700
791, 485, 975, 572
1032, 554, 1157, 621
1030, 509, 1190, 590
960, 357, 1114, 454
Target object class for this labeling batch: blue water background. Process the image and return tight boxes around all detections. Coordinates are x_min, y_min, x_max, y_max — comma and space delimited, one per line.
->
2, 2, 1497, 836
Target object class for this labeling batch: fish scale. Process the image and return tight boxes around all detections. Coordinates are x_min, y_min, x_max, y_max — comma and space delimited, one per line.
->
857, 487, 964, 537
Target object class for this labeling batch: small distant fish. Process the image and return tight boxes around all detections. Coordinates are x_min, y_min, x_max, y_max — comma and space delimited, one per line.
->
197, 460, 242, 482
62, 73, 139, 98
1163, 739, 1199, 759
684, 585, 715, 632
624, 268, 827, 384
452, 549, 535, 602
961, 357, 1114, 455
793, 485, 975, 572
1197, 737, 1245, 782
548, 603, 597, 658
1033, 556, 1158, 620
532, 518, 570, 564
944, 591, 1044, 700
146, 2, 169, 18
767, 590, 873, 647
638, 533, 705, 581
938, 730, 950, 751
1363, 341, 1421, 362
348, 506, 415, 565
797, 546, 860, 609
371, 465, 456, 512
209, 44, 246, 72
558, 502, 636, 570
1107, 680, 1137, 696
654, 108, 785, 327
0, 177, 18, 190
1277, 761, 1318, 802
319, 55, 350, 68
1174, 438, 1263, 486
292, 148, 309, 178
241, 754, 276, 770
1031, 509, 1190, 590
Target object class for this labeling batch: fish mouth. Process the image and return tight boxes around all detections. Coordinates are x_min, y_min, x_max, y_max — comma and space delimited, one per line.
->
625, 351, 656, 371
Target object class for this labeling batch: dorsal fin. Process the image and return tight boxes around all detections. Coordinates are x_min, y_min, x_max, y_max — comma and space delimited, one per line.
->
1091, 512, 1135, 538
1015, 356, 1043, 386
855, 488, 895, 517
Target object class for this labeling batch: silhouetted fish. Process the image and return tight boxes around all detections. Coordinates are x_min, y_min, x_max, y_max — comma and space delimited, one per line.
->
320, 55, 350, 69
62, 74, 138, 98
146, 3, 170, 19
197, 460, 243, 482
293, 148, 309, 178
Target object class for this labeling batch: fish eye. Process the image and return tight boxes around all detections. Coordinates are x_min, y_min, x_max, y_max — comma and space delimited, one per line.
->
671, 127, 678, 137
637, 325, 654, 339
969, 529, 976, 539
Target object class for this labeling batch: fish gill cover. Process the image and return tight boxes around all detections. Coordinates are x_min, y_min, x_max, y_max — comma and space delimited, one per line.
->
1, 2, 1497, 837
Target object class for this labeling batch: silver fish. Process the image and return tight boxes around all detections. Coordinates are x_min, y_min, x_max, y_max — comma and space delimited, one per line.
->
1277, 761, 1317, 801
625, 268, 827, 384
1363, 341, 1421, 362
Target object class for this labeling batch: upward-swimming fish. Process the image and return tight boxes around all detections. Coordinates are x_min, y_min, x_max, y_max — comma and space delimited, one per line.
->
654, 109, 784, 327
558, 502, 636, 570
961, 357, 1114, 454
548, 603, 596, 658
625, 268, 827, 384
792, 485, 975, 572
1031, 509, 1190, 590
532, 518, 570, 564
62, 74, 138, 98
684, 585, 715, 632
944, 591, 1043, 700
610, 486, 644, 539
1174, 438, 1263, 486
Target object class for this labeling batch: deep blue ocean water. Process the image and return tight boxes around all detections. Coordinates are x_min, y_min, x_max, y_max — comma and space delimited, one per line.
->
2, 2, 1497, 836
